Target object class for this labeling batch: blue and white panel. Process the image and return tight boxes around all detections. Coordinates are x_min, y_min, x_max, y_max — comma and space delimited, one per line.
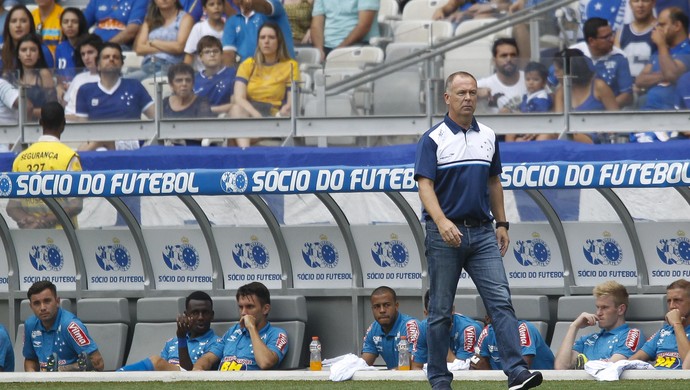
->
636, 222, 690, 286
142, 228, 213, 290
282, 226, 353, 288
564, 223, 637, 286
504, 224, 565, 288
11, 230, 76, 291
351, 224, 423, 289
77, 229, 146, 290
214, 227, 283, 290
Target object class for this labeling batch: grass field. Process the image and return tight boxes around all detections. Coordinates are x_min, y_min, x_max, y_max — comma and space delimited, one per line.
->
1, 381, 689, 390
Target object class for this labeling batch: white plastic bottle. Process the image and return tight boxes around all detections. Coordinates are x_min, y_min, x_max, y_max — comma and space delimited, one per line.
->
309, 336, 322, 371
397, 335, 410, 370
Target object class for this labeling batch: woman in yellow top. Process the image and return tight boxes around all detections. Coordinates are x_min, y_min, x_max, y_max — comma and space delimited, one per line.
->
230, 21, 300, 147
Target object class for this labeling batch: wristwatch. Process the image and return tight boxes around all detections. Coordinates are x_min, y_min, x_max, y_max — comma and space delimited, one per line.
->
495, 221, 510, 230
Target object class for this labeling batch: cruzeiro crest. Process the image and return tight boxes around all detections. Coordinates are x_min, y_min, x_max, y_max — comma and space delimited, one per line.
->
0, 173, 12, 196
302, 234, 338, 268
656, 231, 690, 265
513, 233, 551, 267
163, 237, 199, 271
96, 238, 132, 271
220, 170, 248, 193
583, 232, 622, 266
232, 236, 269, 269
371, 234, 409, 268
30, 238, 63, 271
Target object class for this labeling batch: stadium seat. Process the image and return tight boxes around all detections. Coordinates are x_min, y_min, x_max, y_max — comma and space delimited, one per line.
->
268, 296, 307, 369
324, 47, 385, 115
627, 294, 667, 340
393, 20, 453, 44
453, 18, 512, 44
125, 297, 185, 365
373, 43, 428, 116
454, 295, 487, 321
77, 298, 130, 371
511, 295, 550, 339
209, 296, 239, 337
14, 299, 73, 372
550, 295, 593, 354
401, 0, 443, 21
122, 51, 144, 74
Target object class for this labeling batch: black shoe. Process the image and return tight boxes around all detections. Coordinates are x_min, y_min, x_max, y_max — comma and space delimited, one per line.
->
77, 352, 95, 371
509, 370, 543, 390
45, 352, 59, 372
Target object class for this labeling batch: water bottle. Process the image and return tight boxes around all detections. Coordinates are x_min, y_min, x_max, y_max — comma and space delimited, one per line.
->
397, 335, 410, 370
309, 336, 322, 371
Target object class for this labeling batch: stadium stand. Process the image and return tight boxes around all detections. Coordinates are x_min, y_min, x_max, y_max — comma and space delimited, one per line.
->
125, 297, 184, 366
77, 298, 130, 371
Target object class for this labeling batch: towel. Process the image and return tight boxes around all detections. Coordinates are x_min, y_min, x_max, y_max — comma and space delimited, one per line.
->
323, 353, 377, 382
584, 359, 655, 381
422, 358, 472, 374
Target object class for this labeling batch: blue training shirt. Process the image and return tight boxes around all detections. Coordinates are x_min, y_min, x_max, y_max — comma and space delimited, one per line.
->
573, 323, 644, 360
414, 314, 482, 364
23, 308, 99, 369
478, 321, 554, 370
160, 328, 219, 365
0, 324, 14, 372
414, 115, 502, 221
640, 323, 690, 370
208, 322, 288, 371
642, 38, 690, 110
362, 312, 420, 369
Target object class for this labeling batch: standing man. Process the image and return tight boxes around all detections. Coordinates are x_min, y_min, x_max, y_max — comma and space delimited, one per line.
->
477, 38, 527, 114
361, 286, 420, 369
118, 291, 219, 371
554, 281, 644, 370
23, 281, 104, 371
311, 0, 380, 60
6, 102, 82, 229
193, 282, 288, 371
414, 71, 542, 390
629, 279, 690, 369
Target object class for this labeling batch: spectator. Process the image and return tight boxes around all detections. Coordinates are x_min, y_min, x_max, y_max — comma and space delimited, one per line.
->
183, 0, 225, 71
1, 5, 54, 74
10, 33, 57, 122
6, 102, 82, 229
249, 0, 296, 58
471, 315, 554, 370
222, 0, 267, 67
477, 38, 527, 114
506, 61, 552, 142
629, 279, 690, 369
676, 71, 690, 108
64, 34, 103, 117
31, 0, 63, 55
132, 0, 195, 80
579, 0, 627, 40
553, 49, 619, 142
118, 291, 219, 371
412, 289, 482, 370
0, 323, 12, 372
75, 42, 155, 151
432, 0, 511, 27
571, 17, 634, 108
181, 0, 205, 22
162, 63, 214, 145
0, 0, 7, 47
84, 0, 149, 48
554, 281, 644, 370
55, 8, 89, 100
284, 0, 313, 46
632, 6, 690, 142
193, 35, 236, 114
22, 281, 103, 371
193, 282, 289, 371
230, 22, 300, 147
615, 0, 657, 78
362, 286, 420, 369
0, 77, 20, 130
310, 0, 379, 60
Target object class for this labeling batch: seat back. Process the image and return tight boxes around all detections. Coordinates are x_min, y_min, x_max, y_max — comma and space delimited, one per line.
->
394, 20, 453, 44
77, 298, 131, 371
209, 296, 238, 338
550, 295, 593, 354
512, 295, 550, 339
14, 299, 73, 372
325, 47, 385, 70
268, 296, 307, 369
401, 0, 442, 21
125, 297, 184, 365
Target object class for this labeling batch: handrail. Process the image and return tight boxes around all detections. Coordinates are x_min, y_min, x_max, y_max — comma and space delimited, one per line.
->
327, 0, 575, 95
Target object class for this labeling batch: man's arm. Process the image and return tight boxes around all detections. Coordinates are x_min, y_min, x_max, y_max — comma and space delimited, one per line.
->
634, 63, 662, 89
433, 0, 463, 20
24, 358, 40, 372
310, 14, 326, 60
6, 200, 38, 228
487, 175, 508, 256
667, 309, 690, 360
418, 177, 462, 247
176, 313, 193, 371
192, 352, 220, 370
337, 10, 377, 48
361, 352, 377, 366
554, 312, 597, 369
242, 315, 279, 369
629, 349, 651, 362
615, 92, 633, 108
110, 24, 142, 45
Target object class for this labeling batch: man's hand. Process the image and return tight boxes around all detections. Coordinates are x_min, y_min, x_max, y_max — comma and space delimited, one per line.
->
666, 308, 684, 326
438, 218, 462, 247
650, 26, 666, 48
240, 314, 258, 332
176, 313, 192, 338
495, 227, 509, 256
573, 312, 598, 329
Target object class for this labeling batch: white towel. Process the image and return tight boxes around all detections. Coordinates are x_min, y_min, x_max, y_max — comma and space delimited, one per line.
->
584, 359, 655, 381
323, 353, 377, 382
422, 358, 471, 374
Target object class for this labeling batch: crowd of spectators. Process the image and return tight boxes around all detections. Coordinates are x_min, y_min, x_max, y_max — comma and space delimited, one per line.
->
0, 0, 688, 147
